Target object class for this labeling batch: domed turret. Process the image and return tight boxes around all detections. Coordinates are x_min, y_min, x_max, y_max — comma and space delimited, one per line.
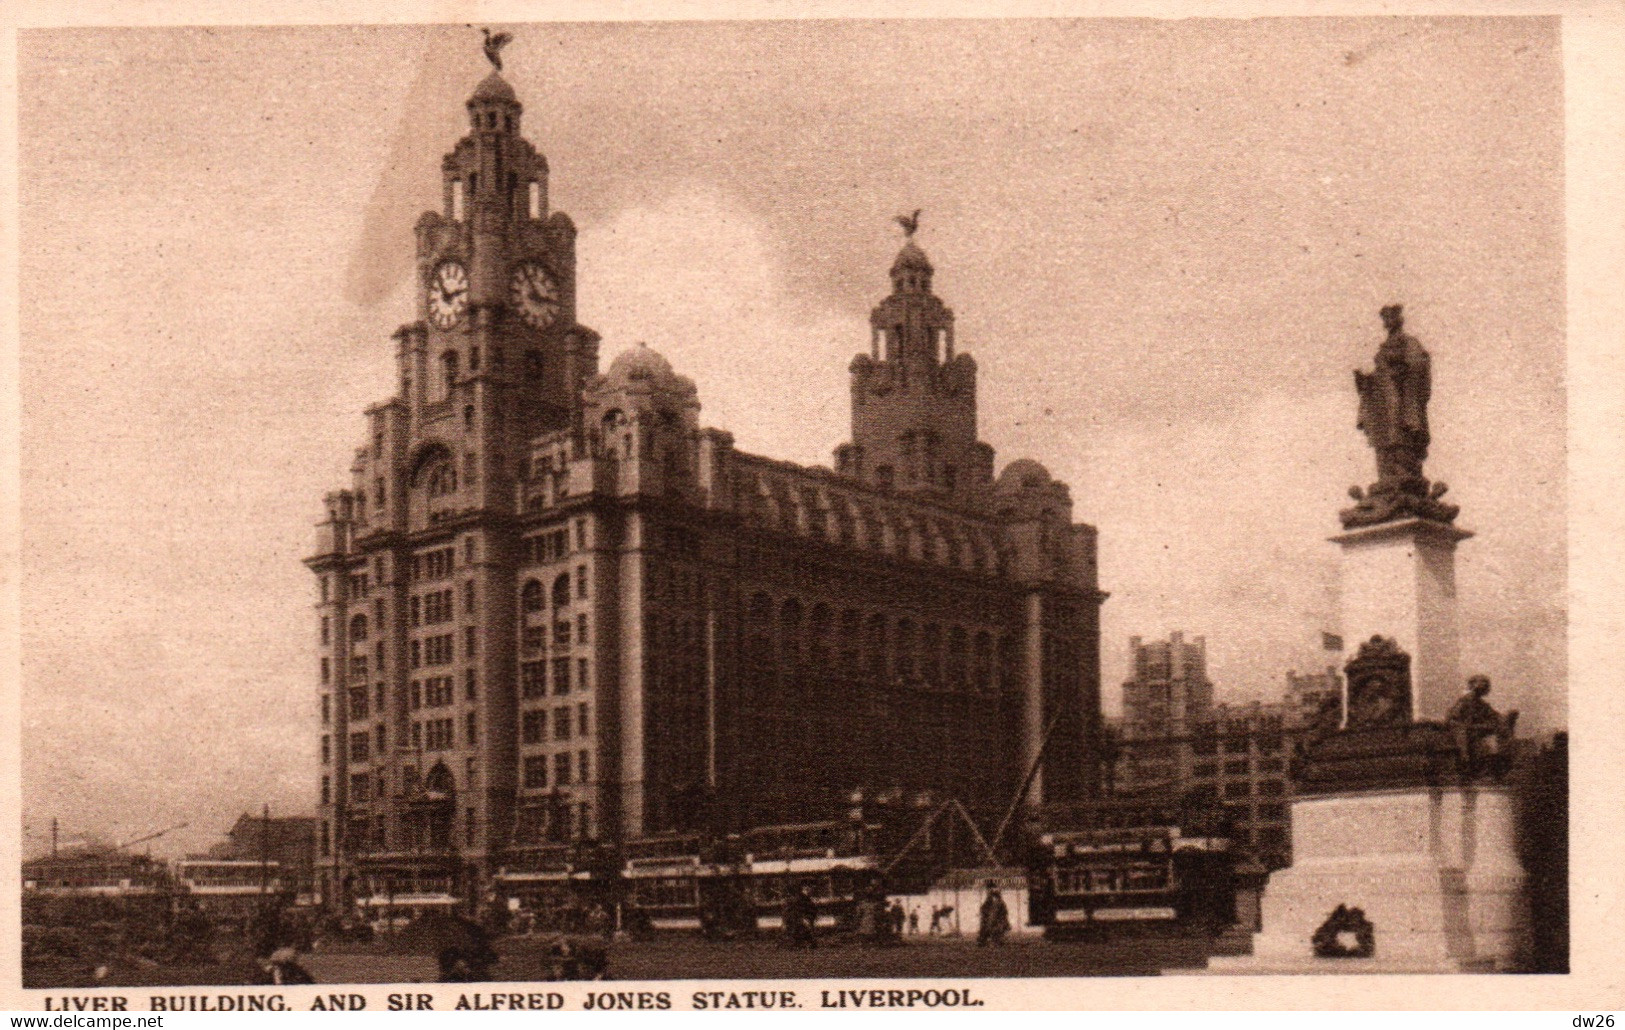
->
603, 343, 698, 398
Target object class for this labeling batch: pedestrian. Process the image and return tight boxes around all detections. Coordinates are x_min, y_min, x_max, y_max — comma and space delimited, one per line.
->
783, 882, 818, 949
977, 881, 1010, 947
888, 900, 905, 939
908, 907, 919, 935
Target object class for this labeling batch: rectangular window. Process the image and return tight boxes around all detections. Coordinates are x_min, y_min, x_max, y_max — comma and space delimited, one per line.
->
554, 620, 571, 647
376, 723, 386, 753
555, 752, 572, 786
576, 565, 588, 598
321, 617, 331, 645
465, 668, 477, 701
521, 661, 547, 699
523, 625, 545, 652
524, 755, 548, 789
465, 625, 477, 659
425, 676, 454, 707
574, 519, 586, 550
410, 680, 422, 710
349, 655, 369, 679
321, 657, 331, 683
1192, 762, 1216, 778
410, 640, 421, 669
578, 750, 590, 783
552, 657, 571, 695
576, 614, 588, 644
349, 731, 370, 763
578, 658, 589, 692
522, 709, 546, 745
350, 773, 370, 803
375, 681, 385, 710
1225, 759, 1250, 776
425, 718, 454, 751
321, 694, 331, 725
410, 722, 422, 749
1224, 737, 1250, 754
466, 711, 478, 746
463, 580, 475, 613
410, 596, 421, 626
554, 707, 572, 741
578, 703, 590, 737
1259, 780, 1285, 797
320, 775, 331, 806
320, 735, 330, 764
1223, 782, 1252, 799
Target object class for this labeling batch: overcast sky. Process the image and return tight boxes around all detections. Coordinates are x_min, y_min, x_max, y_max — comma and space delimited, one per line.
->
18, 19, 1565, 858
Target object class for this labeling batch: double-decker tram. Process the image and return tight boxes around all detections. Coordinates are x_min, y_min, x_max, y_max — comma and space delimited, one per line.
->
495, 842, 616, 933
173, 858, 284, 918
620, 833, 752, 937
736, 821, 881, 931
1025, 797, 1238, 936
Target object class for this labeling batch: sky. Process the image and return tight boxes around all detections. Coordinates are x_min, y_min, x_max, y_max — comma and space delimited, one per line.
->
16, 19, 1566, 859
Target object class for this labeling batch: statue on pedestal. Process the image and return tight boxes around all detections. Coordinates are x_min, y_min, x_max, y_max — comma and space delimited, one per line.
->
1340, 305, 1461, 529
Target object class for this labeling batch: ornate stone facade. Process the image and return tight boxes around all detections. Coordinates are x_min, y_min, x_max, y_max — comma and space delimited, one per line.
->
306, 68, 1105, 907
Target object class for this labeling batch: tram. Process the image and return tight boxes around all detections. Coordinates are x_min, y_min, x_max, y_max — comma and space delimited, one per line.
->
1024, 797, 1238, 935
736, 821, 881, 931
619, 833, 752, 937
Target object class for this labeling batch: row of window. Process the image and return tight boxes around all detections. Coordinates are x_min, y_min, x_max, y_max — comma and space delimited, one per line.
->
418, 589, 455, 625
522, 751, 591, 790
411, 547, 457, 582
1189, 757, 1288, 778
521, 615, 589, 653
417, 633, 457, 667
521, 658, 588, 699
520, 569, 588, 611
520, 703, 591, 745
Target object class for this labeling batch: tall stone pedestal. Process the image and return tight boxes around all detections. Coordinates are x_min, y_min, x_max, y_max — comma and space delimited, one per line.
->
1209, 786, 1529, 974
1332, 518, 1472, 723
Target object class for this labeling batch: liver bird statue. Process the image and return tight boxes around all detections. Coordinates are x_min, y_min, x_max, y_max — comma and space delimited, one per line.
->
895, 209, 921, 238
482, 28, 513, 71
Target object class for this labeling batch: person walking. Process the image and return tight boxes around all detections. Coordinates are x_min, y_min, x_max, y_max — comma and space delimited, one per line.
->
784, 882, 818, 949
977, 881, 1010, 947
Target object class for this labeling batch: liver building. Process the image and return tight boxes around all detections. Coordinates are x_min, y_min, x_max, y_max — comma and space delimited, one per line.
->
307, 58, 1105, 906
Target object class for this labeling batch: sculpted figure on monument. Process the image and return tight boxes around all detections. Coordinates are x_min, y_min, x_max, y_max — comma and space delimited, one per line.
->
1340, 305, 1461, 529
1445, 675, 1519, 778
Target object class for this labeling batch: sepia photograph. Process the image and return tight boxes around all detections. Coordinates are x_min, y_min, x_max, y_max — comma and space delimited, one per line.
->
7, 8, 1613, 1011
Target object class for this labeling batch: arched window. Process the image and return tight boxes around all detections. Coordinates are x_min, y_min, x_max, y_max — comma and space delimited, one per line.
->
973, 632, 994, 692
744, 593, 774, 668
521, 579, 543, 613
896, 618, 917, 680
947, 627, 969, 690
809, 604, 833, 669
427, 463, 457, 498
350, 615, 369, 642
439, 351, 459, 401
922, 623, 942, 686
864, 614, 887, 680
779, 598, 804, 667
552, 573, 571, 609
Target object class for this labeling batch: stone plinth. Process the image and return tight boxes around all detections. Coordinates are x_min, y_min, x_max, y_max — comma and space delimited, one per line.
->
1331, 518, 1473, 723
1208, 786, 1529, 974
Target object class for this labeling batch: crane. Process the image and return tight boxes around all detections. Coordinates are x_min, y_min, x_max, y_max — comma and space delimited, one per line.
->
117, 821, 188, 852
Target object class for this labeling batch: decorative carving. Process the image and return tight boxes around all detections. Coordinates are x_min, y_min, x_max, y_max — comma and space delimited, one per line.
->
1312, 904, 1375, 958
1340, 305, 1460, 529
1343, 635, 1413, 728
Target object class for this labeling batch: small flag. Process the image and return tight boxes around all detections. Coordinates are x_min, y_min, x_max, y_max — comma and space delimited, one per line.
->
1322, 632, 1344, 651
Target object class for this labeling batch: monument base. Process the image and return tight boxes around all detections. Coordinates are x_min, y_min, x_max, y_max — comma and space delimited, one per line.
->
1206, 786, 1529, 974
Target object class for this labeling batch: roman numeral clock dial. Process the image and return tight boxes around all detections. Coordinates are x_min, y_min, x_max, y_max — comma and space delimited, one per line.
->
427, 261, 469, 329
510, 261, 560, 329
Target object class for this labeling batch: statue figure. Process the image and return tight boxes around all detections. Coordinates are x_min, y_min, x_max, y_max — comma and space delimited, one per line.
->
1356, 305, 1431, 491
1340, 306, 1460, 529
1445, 675, 1518, 778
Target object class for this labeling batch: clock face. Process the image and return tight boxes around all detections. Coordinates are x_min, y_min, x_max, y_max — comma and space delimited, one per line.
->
427, 261, 469, 329
510, 261, 561, 329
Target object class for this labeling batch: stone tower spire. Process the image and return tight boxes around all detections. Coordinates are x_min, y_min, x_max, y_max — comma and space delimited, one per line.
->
834, 215, 994, 502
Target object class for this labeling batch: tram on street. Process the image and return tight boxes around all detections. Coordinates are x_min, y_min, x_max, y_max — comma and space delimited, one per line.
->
1024, 797, 1239, 936
619, 833, 752, 937
736, 821, 882, 931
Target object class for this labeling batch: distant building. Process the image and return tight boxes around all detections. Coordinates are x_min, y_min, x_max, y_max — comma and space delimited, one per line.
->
21, 853, 170, 898
1113, 641, 1335, 871
1121, 633, 1214, 740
